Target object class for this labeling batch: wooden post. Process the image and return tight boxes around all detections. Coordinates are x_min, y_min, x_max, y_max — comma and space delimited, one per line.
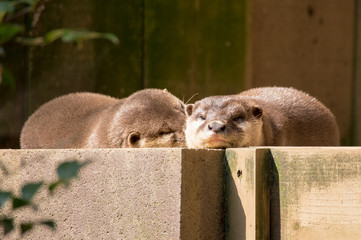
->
225, 148, 271, 240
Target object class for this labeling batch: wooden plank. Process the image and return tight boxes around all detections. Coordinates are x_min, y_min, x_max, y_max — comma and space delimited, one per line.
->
255, 149, 271, 240
225, 149, 256, 240
145, 1, 247, 101
271, 147, 361, 240
249, 0, 355, 144
225, 148, 270, 240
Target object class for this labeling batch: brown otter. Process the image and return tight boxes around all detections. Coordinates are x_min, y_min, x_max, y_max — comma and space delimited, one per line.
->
185, 87, 340, 148
20, 89, 186, 148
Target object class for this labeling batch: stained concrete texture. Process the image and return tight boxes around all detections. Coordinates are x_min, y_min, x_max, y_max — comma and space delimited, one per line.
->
270, 147, 361, 240
0, 148, 224, 239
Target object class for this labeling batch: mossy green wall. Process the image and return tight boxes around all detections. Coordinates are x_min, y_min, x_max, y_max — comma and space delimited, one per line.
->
145, 1, 247, 100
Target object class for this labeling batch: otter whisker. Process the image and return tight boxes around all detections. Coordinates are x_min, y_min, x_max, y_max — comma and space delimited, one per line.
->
185, 93, 199, 105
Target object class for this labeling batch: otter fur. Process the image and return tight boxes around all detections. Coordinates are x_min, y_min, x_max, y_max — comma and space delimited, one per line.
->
185, 87, 340, 148
20, 89, 186, 148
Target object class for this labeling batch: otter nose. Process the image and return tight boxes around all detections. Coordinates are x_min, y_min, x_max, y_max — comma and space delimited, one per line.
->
208, 122, 226, 133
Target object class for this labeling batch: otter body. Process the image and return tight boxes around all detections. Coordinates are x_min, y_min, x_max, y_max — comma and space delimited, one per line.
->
20, 89, 186, 149
185, 87, 339, 148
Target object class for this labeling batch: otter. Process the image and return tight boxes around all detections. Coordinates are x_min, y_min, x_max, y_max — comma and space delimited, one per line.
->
20, 89, 186, 149
185, 87, 340, 148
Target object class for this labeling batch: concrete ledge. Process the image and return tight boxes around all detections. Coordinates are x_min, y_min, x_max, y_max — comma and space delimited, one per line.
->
2, 147, 361, 240
0, 149, 224, 239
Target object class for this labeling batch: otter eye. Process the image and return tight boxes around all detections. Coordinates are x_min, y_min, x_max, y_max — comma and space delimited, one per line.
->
232, 116, 244, 122
128, 132, 141, 145
130, 135, 139, 143
198, 115, 206, 121
159, 130, 172, 135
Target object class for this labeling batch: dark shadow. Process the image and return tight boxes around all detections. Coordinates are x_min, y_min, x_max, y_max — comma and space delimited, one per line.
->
267, 151, 281, 240
0, 135, 20, 149
180, 150, 226, 239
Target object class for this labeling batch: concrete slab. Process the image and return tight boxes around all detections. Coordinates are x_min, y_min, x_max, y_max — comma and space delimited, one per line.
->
0, 148, 225, 239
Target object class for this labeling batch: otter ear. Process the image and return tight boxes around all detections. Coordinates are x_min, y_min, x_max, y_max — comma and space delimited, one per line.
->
185, 104, 194, 116
252, 106, 263, 118
127, 132, 141, 147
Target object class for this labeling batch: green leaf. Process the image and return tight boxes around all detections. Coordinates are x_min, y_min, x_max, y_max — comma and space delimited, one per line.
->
0, 2, 15, 13
0, 23, 23, 44
99, 33, 119, 45
0, 1, 39, 24
0, 218, 14, 235
15, 36, 43, 46
40, 220, 56, 230
0, 2, 15, 23
0, 0, 40, 24
18, 29, 119, 47
0, 65, 16, 89
20, 223, 33, 235
44, 28, 119, 45
60, 30, 97, 43
0, 0, 38, 11
21, 182, 43, 202
43, 28, 67, 44
62, 30, 119, 45
12, 197, 29, 209
0, 191, 12, 207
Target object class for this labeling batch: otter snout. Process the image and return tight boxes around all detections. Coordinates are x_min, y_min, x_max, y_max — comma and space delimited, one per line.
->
208, 121, 226, 133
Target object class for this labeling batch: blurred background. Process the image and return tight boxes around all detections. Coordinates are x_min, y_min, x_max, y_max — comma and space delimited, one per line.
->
0, 0, 360, 148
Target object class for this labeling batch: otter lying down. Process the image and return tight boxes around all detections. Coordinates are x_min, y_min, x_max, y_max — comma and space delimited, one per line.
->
20, 89, 186, 148
20, 87, 339, 149
185, 87, 339, 148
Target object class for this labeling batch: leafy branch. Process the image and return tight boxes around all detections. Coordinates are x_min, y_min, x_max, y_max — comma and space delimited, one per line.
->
0, 0, 119, 85
0, 160, 89, 236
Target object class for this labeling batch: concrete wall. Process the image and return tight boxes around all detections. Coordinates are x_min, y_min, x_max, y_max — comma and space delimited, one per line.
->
2, 148, 361, 239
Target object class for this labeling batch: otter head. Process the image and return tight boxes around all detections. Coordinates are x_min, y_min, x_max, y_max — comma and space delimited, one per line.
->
109, 89, 186, 148
185, 95, 264, 149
